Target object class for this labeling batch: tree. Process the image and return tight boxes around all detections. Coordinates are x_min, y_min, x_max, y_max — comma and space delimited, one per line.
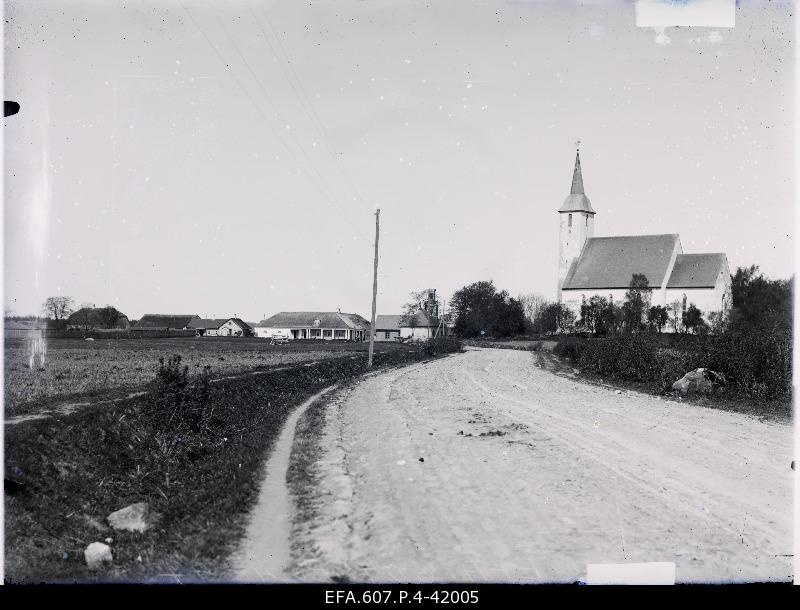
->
647, 305, 669, 333
42, 296, 74, 322
730, 265, 792, 330
667, 300, 684, 333
401, 290, 441, 328
682, 303, 708, 335
450, 280, 526, 338
622, 274, 651, 333
540, 302, 576, 335
518, 292, 548, 335
580, 295, 609, 335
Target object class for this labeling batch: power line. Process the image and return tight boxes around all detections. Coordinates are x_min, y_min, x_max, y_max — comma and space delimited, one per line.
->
249, 4, 369, 208
212, 10, 360, 224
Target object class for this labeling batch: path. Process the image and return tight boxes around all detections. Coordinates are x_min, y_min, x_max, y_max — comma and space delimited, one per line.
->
289, 348, 793, 583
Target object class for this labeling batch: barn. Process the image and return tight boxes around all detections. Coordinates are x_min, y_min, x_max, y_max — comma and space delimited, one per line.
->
66, 306, 130, 331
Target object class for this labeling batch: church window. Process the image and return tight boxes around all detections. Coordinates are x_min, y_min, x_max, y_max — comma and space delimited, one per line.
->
568, 214, 572, 227
585, 215, 588, 227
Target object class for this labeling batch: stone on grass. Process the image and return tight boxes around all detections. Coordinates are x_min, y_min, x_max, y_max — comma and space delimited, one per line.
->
107, 502, 158, 533
84, 542, 112, 568
672, 368, 726, 395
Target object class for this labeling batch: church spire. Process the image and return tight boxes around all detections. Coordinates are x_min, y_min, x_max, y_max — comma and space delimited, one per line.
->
558, 140, 595, 214
570, 150, 585, 195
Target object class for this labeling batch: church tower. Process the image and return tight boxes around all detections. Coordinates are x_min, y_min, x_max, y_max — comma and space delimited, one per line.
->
558, 144, 595, 299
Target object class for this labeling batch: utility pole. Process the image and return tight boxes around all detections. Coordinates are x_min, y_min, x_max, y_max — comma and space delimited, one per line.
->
367, 209, 380, 368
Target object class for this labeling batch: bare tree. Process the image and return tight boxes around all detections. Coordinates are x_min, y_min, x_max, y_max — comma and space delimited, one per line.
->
518, 292, 548, 334
42, 296, 75, 322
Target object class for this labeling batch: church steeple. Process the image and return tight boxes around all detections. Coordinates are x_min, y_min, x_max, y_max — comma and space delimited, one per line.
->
558, 141, 595, 214
558, 141, 596, 298
570, 150, 585, 195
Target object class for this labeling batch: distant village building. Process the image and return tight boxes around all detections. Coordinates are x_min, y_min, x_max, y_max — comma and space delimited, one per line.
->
217, 318, 253, 337
399, 310, 438, 341
254, 312, 369, 341
373, 315, 402, 342
66, 306, 129, 331
133, 314, 200, 331
187, 318, 229, 336
557, 148, 732, 325
375, 290, 441, 342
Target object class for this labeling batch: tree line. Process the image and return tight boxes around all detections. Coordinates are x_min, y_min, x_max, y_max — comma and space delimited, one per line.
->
448, 264, 791, 339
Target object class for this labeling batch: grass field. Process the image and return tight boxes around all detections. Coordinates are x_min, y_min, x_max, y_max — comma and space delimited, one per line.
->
4, 337, 410, 416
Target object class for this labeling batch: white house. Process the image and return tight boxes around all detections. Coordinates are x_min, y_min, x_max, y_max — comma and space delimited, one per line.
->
254, 311, 369, 341
218, 318, 253, 337
188, 318, 228, 336
557, 148, 732, 326
399, 310, 438, 341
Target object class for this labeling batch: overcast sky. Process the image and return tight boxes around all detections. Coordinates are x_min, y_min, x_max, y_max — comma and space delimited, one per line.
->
3, 0, 794, 321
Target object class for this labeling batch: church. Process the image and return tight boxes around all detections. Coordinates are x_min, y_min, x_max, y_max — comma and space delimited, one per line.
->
557, 147, 732, 327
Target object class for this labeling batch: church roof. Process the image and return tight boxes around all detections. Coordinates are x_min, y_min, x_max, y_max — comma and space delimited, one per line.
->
558, 151, 595, 214
667, 253, 727, 288
562, 234, 681, 290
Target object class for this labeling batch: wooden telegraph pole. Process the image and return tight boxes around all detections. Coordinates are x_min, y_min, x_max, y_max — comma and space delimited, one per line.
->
367, 209, 380, 368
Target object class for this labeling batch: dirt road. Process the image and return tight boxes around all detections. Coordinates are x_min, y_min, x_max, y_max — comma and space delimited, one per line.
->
288, 348, 793, 583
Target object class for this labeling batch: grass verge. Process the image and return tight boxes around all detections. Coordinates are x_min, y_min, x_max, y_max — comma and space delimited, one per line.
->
4, 343, 461, 583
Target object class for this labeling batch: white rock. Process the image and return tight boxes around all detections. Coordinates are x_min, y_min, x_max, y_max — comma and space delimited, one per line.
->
107, 502, 156, 532
84, 542, 112, 568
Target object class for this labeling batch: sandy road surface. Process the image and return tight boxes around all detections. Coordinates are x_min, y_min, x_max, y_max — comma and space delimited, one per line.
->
289, 348, 793, 583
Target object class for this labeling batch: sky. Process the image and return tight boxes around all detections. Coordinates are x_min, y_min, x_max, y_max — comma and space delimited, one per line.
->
2, 0, 795, 321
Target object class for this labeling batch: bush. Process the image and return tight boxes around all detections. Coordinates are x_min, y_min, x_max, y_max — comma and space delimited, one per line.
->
553, 336, 587, 362
705, 322, 791, 401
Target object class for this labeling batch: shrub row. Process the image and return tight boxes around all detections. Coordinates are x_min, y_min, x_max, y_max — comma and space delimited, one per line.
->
553, 324, 791, 402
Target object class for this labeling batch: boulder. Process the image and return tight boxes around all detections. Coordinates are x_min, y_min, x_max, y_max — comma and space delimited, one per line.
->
84, 542, 112, 568
107, 502, 159, 533
672, 368, 726, 395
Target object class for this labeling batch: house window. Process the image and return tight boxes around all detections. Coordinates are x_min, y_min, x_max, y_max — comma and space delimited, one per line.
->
568, 213, 572, 227
323, 329, 332, 338
309, 328, 321, 338
334, 330, 346, 339
385, 332, 391, 339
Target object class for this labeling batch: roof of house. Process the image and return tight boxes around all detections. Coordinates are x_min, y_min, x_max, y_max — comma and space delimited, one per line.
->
562, 234, 681, 290
400, 310, 437, 328
134, 314, 199, 329
558, 151, 595, 214
225, 318, 252, 330
667, 253, 727, 288
187, 318, 228, 330
66, 307, 128, 327
375, 315, 403, 331
255, 312, 370, 330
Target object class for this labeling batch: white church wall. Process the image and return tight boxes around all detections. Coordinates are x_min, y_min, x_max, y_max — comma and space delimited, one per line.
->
558, 211, 594, 292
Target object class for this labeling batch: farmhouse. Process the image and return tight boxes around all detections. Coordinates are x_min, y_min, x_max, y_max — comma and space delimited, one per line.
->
217, 318, 253, 337
255, 311, 369, 341
133, 314, 200, 331
66, 306, 129, 331
557, 148, 732, 324
399, 310, 439, 341
187, 318, 228, 336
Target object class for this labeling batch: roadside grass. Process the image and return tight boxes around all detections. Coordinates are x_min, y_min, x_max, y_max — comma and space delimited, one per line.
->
4, 337, 412, 417
4, 341, 461, 583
